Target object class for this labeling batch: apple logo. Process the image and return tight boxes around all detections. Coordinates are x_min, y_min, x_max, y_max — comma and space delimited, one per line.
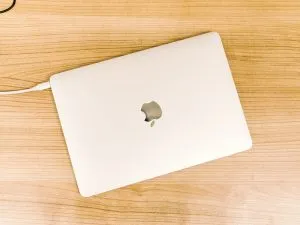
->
141, 101, 162, 127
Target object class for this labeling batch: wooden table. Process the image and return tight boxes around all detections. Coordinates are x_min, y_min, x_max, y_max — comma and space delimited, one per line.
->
0, 1, 299, 224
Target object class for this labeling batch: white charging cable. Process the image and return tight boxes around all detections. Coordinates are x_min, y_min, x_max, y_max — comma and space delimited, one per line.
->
0, 81, 51, 95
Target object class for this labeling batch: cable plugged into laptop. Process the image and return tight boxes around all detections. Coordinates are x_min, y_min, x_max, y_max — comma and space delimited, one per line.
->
0, 81, 51, 95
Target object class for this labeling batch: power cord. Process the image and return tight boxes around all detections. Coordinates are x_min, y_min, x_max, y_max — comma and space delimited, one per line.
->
0, 0, 16, 14
0, 81, 51, 95
0, 0, 49, 95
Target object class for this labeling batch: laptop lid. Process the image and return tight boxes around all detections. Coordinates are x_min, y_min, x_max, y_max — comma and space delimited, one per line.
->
50, 32, 252, 197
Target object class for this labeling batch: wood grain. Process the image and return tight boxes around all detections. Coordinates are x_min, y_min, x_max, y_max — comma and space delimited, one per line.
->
0, 0, 300, 224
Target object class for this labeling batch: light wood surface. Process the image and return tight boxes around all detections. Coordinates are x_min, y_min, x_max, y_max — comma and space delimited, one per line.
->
0, 0, 300, 224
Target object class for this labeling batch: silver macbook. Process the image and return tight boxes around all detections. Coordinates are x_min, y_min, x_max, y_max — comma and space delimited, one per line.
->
50, 32, 252, 197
